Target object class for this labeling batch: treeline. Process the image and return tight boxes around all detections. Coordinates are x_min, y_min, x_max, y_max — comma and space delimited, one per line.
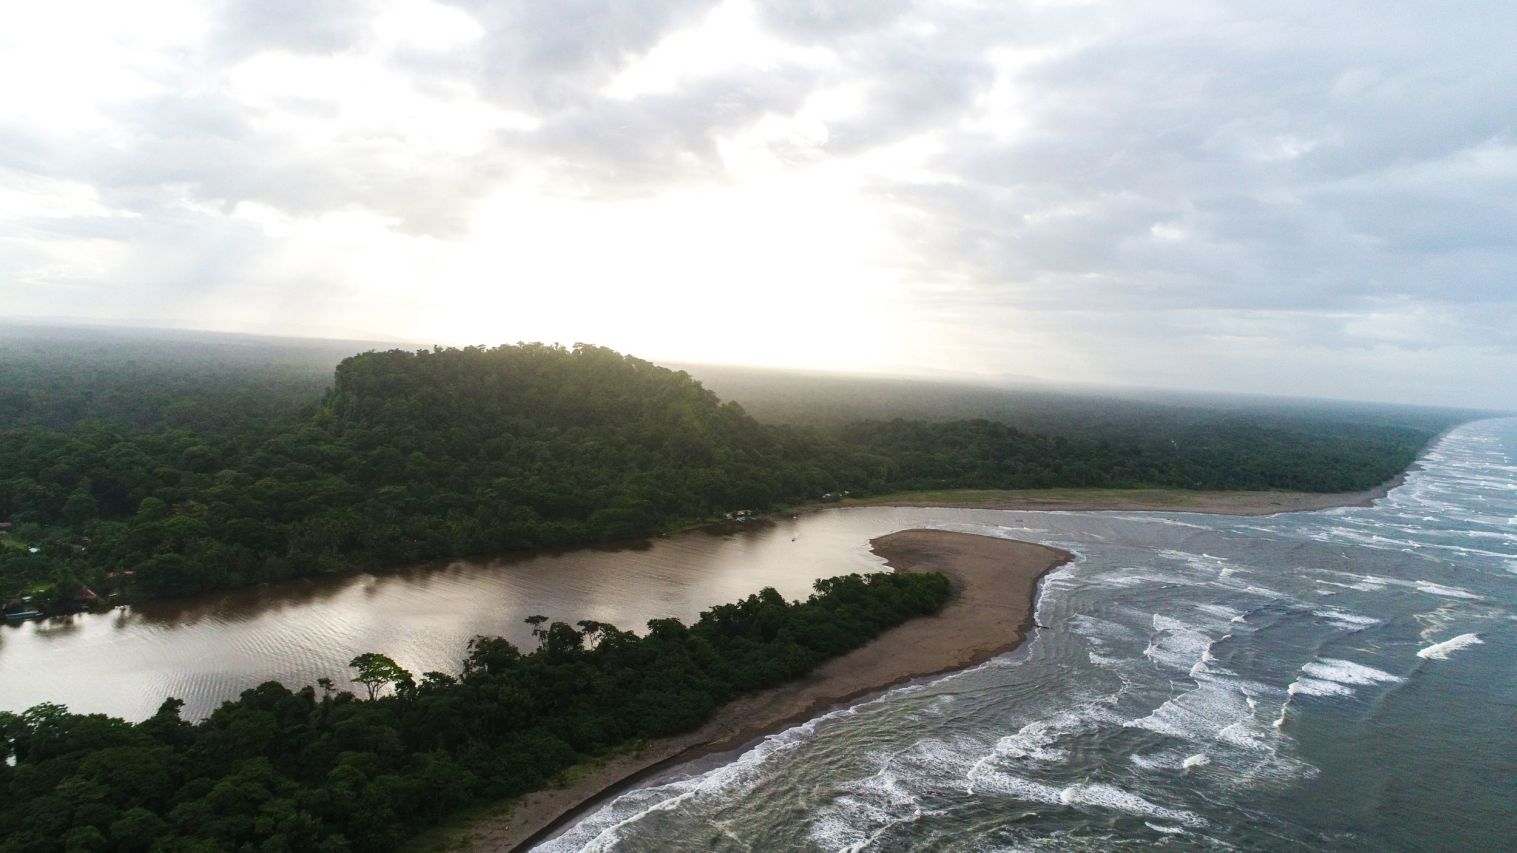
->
0, 345, 878, 602
841, 416, 1427, 492
0, 571, 951, 852
1, 342, 1447, 605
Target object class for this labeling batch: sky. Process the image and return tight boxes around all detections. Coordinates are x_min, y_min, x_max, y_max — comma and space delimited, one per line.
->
1, 1, 1514, 409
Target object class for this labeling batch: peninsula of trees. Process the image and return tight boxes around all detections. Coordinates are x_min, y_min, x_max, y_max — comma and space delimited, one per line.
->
1, 337, 1455, 606
0, 571, 951, 852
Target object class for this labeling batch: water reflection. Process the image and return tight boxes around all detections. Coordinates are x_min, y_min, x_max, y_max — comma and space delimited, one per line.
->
0, 511, 888, 720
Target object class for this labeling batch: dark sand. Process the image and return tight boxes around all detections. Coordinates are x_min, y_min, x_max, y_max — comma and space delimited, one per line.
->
444, 530, 1072, 852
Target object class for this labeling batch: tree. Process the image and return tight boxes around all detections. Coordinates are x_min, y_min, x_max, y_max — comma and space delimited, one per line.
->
524, 614, 548, 649
347, 653, 411, 701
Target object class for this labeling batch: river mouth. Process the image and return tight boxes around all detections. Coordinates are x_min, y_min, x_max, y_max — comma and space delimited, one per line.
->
529, 419, 1517, 851
7, 421, 1515, 850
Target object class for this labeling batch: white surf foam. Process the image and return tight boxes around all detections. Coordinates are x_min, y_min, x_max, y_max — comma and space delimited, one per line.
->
1287, 677, 1355, 698
1417, 633, 1484, 660
1300, 658, 1403, 687
1274, 657, 1404, 730
1059, 783, 1207, 827
537, 699, 852, 851
1313, 608, 1379, 630
1414, 581, 1482, 600
984, 705, 1121, 765
1315, 571, 1482, 601
967, 768, 1063, 802
808, 766, 924, 853
1126, 682, 1267, 749
1145, 614, 1215, 672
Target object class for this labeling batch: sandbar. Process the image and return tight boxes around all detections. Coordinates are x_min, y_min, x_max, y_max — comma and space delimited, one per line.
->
442, 529, 1071, 852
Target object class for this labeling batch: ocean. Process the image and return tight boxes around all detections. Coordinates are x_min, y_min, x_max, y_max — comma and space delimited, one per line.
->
539, 418, 1517, 851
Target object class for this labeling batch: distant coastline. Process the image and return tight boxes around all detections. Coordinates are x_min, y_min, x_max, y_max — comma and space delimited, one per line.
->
828, 423, 1458, 517
835, 478, 1404, 516
436, 530, 1072, 852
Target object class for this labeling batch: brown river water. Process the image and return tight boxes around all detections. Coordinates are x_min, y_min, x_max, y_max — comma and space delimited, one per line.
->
0, 509, 942, 720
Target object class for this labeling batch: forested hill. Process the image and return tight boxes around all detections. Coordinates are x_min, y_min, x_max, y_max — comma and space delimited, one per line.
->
0, 338, 1466, 605
310, 345, 867, 542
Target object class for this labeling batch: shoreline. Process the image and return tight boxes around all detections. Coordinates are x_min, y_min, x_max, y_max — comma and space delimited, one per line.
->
441, 530, 1072, 852
823, 423, 1456, 519
836, 476, 1406, 516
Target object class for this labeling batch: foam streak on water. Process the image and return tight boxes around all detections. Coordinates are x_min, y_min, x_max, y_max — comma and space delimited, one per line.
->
541, 419, 1517, 851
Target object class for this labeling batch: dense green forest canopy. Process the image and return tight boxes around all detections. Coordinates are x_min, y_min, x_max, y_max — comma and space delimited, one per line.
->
0, 326, 1477, 606
0, 571, 951, 852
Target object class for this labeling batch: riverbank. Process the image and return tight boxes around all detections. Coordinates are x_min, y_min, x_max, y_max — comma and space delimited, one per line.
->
836, 477, 1405, 516
436, 529, 1072, 852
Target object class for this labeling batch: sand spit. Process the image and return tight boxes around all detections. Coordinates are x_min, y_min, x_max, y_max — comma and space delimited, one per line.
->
446, 530, 1071, 852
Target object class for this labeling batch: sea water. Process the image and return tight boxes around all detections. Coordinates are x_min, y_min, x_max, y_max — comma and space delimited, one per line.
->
540, 418, 1517, 851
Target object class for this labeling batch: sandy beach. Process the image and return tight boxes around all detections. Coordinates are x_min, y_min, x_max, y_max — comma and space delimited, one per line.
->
429, 472, 1419, 851
444, 529, 1072, 852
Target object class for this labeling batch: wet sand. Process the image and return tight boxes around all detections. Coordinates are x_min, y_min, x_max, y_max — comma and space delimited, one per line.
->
446, 529, 1072, 852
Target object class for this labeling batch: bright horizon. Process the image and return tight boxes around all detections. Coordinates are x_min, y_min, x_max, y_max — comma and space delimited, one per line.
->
3, 1, 1515, 409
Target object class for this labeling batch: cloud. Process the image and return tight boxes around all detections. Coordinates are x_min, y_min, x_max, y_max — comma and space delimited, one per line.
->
0, 0, 1513, 407
208, 0, 377, 59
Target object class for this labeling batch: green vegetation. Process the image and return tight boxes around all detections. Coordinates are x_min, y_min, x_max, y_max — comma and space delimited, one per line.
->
0, 571, 951, 852
838, 416, 1427, 493
0, 328, 1466, 607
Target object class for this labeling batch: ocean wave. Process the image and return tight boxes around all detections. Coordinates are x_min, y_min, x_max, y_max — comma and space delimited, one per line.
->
808, 765, 926, 852
1417, 633, 1483, 660
1068, 613, 1143, 645
1126, 681, 1265, 748
536, 703, 848, 851
1312, 608, 1379, 630
966, 768, 1063, 802
1300, 658, 1403, 687
1096, 569, 1201, 589
1287, 677, 1355, 698
1274, 658, 1404, 730
1129, 751, 1183, 772
1144, 614, 1215, 672
1414, 581, 1483, 600
1194, 602, 1245, 625
1311, 571, 1481, 601
1059, 783, 1207, 827
981, 705, 1123, 766
1182, 753, 1211, 770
